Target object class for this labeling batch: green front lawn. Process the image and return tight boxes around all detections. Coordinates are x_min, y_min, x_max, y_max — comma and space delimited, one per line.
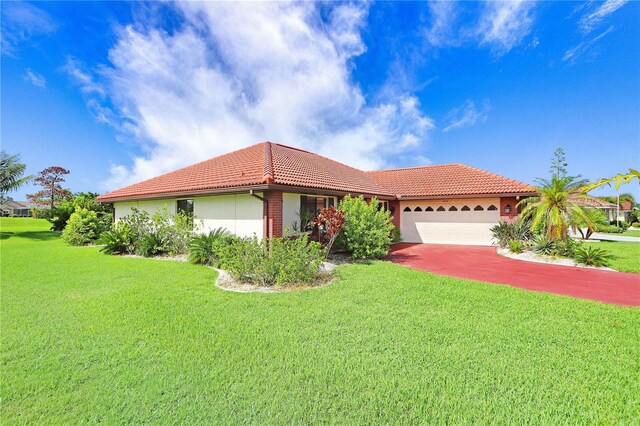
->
2, 218, 639, 423
622, 230, 640, 237
584, 241, 640, 273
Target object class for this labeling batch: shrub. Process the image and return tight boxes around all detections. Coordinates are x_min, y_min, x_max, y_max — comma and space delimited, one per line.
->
490, 220, 533, 248
338, 195, 394, 259
217, 236, 326, 286
531, 234, 554, 255
136, 231, 165, 257
99, 224, 135, 254
508, 240, 525, 253
610, 220, 629, 229
552, 237, 582, 258
62, 208, 101, 245
188, 228, 233, 266
573, 246, 613, 267
632, 222, 640, 228
391, 226, 402, 243
595, 224, 624, 234
49, 201, 75, 231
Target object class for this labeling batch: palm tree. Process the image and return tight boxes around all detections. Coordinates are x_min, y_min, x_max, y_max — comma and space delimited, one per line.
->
518, 175, 593, 240
0, 151, 33, 195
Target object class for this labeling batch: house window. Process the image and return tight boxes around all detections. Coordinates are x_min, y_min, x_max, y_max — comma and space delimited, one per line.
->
300, 195, 333, 216
437, 206, 445, 212
474, 205, 484, 211
177, 199, 194, 216
461, 206, 470, 211
449, 206, 458, 211
377, 201, 389, 211
414, 206, 422, 212
425, 206, 434, 212
488, 205, 498, 211
403, 206, 411, 212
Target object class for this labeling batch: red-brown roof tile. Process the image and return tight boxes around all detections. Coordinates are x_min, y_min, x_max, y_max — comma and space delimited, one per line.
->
367, 164, 535, 198
96, 142, 393, 201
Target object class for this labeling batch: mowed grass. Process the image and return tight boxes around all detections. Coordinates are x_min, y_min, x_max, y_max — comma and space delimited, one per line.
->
585, 241, 640, 273
2, 218, 639, 424
622, 230, 640, 237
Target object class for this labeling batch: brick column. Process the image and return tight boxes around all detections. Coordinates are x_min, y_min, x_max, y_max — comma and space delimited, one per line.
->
500, 197, 519, 222
263, 191, 283, 238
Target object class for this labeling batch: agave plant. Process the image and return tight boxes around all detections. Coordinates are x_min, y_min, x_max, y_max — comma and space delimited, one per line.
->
573, 246, 613, 267
531, 234, 554, 255
188, 228, 232, 266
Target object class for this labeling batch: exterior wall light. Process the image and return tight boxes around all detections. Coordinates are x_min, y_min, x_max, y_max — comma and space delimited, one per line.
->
505, 204, 511, 214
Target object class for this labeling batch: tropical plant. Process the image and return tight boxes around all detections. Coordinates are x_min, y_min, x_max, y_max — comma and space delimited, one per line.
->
581, 168, 639, 192
313, 205, 345, 253
0, 151, 33, 197
99, 224, 135, 255
338, 195, 394, 259
552, 237, 582, 258
531, 235, 554, 255
187, 228, 233, 266
574, 208, 608, 240
490, 220, 533, 247
518, 175, 593, 241
508, 240, 525, 253
573, 246, 613, 267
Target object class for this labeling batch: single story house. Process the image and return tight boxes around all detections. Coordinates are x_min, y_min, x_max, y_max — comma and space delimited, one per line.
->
570, 196, 618, 222
96, 142, 536, 245
0, 200, 41, 217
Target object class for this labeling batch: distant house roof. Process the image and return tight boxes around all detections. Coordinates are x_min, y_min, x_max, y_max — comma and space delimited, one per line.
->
570, 196, 617, 209
97, 142, 394, 202
366, 164, 535, 198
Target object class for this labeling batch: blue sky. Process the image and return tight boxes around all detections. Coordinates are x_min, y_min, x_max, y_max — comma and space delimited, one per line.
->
2, 1, 639, 200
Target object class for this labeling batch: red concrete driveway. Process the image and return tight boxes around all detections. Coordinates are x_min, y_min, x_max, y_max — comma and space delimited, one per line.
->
387, 243, 640, 306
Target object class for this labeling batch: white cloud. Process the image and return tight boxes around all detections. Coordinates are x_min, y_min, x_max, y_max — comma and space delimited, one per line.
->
82, 2, 434, 189
1, 2, 57, 56
578, 0, 628, 34
443, 99, 490, 132
563, 26, 615, 64
476, 0, 537, 55
23, 69, 46, 87
424, 1, 460, 47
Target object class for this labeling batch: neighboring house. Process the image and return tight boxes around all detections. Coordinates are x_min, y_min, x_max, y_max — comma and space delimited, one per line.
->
96, 142, 536, 245
570, 196, 618, 222
0, 200, 41, 217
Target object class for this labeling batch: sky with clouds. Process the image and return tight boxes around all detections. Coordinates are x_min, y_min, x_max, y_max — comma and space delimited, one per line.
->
2, 0, 639, 199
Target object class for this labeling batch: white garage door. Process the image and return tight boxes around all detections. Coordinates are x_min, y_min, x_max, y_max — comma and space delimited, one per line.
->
400, 200, 500, 245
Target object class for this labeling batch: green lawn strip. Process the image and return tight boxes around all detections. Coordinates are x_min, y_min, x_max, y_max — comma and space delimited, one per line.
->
2, 218, 639, 423
584, 241, 640, 273
621, 230, 640, 237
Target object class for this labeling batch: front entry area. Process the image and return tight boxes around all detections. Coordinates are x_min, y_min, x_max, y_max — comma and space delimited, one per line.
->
400, 199, 500, 245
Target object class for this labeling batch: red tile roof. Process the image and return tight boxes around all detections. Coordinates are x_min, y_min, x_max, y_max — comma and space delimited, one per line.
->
367, 164, 535, 198
570, 195, 617, 208
97, 143, 536, 202
96, 142, 393, 202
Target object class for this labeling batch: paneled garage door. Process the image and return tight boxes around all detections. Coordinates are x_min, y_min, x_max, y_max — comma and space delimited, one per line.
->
400, 199, 500, 245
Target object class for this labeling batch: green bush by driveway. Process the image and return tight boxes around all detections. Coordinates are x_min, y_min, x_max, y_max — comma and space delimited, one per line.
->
1, 218, 639, 424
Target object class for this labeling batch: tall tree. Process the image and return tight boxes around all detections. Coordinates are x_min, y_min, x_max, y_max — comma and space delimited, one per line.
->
0, 151, 33, 200
27, 167, 72, 209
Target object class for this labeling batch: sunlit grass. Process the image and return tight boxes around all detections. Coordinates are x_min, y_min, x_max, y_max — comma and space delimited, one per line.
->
2, 218, 638, 423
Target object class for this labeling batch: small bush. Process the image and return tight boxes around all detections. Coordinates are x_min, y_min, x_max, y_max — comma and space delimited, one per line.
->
609, 220, 629, 229
99, 224, 135, 254
490, 220, 532, 248
188, 228, 233, 266
136, 231, 165, 257
218, 236, 326, 286
49, 201, 75, 231
338, 195, 394, 259
508, 240, 525, 253
632, 222, 640, 228
531, 235, 554, 255
552, 238, 583, 258
62, 208, 101, 245
573, 246, 613, 267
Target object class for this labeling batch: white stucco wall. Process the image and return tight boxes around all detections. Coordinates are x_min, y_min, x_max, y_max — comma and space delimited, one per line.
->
194, 194, 263, 238
113, 193, 263, 239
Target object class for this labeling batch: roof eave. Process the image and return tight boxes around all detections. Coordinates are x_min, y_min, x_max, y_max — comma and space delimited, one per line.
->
396, 191, 538, 200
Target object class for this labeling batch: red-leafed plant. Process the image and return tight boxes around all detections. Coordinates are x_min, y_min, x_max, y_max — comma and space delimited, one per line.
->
313, 206, 345, 253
